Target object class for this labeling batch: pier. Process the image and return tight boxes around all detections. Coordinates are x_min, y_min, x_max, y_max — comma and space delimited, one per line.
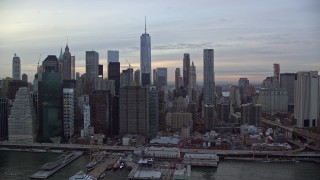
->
30, 151, 83, 179
87, 155, 118, 179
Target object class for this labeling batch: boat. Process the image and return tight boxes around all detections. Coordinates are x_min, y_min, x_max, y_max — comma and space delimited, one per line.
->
86, 151, 105, 171
120, 162, 125, 170
113, 161, 120, 171
42, 152, 74, 170
69, 171, 97, 180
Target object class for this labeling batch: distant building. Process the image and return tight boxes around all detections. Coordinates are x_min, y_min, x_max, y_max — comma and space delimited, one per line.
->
175, 68, 181, 90
217, 102, 230, 122
89, 91, 109, 136
63, 88, 74, 139
280, 73, 295, 112
12, 54, 21, 80
294, 71, 319, 128
86, 51, 99, 89
8, 87, 36, 143
155, 68, 167, 90
149, 86, 159, 134
71, 55, 75, 79
42, 55, 59, 73
108, 62, 120, 96
204, 104, 215, 130
107, 50, 119, 63
22, 73, 28, 82
203, 49, 215, 105
7, 80, 28, 100
119, 86, 149, 135
241, 103, 262, 126
258, 88, 288, 115
238, 78, 249, 96
0, 98, 9, 140
166, 112, 193, 130
188, 62, 197, 102
120, 68, 134, 87
134, 69, 141, 86
140, 18, 151, 86
183, 53, 190, 89
63, 45, 72, 80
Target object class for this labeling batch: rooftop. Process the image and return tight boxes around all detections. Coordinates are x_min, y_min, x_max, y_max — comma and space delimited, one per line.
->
150, 136, 180, 145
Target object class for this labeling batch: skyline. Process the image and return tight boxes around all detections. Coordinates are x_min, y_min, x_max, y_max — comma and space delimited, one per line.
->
1, 0, 320, 84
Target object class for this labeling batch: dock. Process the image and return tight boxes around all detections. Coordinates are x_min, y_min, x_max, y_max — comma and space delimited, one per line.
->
30, 151, 83, 179
87, 155, 118, 179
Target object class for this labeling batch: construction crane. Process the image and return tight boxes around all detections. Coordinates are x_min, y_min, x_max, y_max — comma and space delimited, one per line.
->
37, 54, 41, 67
126, 59, 132, 69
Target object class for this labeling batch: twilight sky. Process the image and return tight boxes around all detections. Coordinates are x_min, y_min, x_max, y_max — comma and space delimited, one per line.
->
0, 0, 319, 84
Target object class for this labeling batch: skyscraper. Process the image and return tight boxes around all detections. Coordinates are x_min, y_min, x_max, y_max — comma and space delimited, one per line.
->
42, 55, 59, 73
294, 71, 319, 128
280, 73, 295, 112
63, 45, 72, 80
175, 68, 181, 90
183, 53, 190, 89
108, 50, 119, 63
12, 54, 21, 80
188, 61, 197, 102
8, 87, 36, 143
108, 62, 120, 96
119, 86, 149, 135
71, 55, 75, 80
63, 88, 74, 139
134, 69, 141, 86
22, 73, 28, 82
203, 49, 215, 105
155, 68, 167, 90
86, 50, 99, 90
140, 17, 151, 86
149, 86, 159, 134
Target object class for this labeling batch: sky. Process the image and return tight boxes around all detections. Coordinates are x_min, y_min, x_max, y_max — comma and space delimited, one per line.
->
0, 0, 319, 84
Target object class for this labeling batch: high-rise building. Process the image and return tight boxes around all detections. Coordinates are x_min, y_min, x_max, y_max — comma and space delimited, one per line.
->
153, 69, 157, 85
175, 68, 181, 90
8, 87, 36, 143
0, 98, 9, 140
38, 72, 62, 142
7, 80, 28, 100
107, 50, 119, 63
166, 112, 193, 130
120, 68, 134, 87
241, 103, 262, 126
43, 55, 59, 73
71, 55, 75, 80
12, 54, 21, 80
149, 86, 159, 134
119, 86, 149, 135
140, 18, 151, 86
188, 61, 197, 102
22, 73, 28, 82
89, 91, 109, 135
258, 88, 288, 115
63, 45, 72, 80
204, 104, 215, 130
134, 69, 141, 86
294, 71, 319, 128
63, 88, 74, 139
280, 73, 296, 111
203, 49, 215, 105
86, 51, 99, 89
238, 78, 250, 96
108, 62, 120, 96
155, 68, 167, 91
183, 53, 190, 89
273, 63, 280, 88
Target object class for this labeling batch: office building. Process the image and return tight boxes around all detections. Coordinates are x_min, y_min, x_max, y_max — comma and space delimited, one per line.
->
120, 68, 134, 87
183, 53, 190, 89
203, 49, 215, 105
89, 91, 109, 135
166, 112, 193, 130
63, 88, 74, 139
108, 62, 120, 95
119, 86, 149, 135
0, 98, 9, 140
38, 72, 62, 142
12, 54, 21, 80
8, 87, 36, 143
204, 104, 215, 130
239, 78, 249, 96
241, 103, 262, 126
175, 68, 181, 90
140, 18, 151, 86
258, 88, 288, 115
71, 55, 75, 79
108, 50, 119, 62
188, 61, 197, 102
43, 55, 59, 73
7, 80, 28, 100
86, 51, 99, 89
134, 69, 141, 86
155, 68, 167, 90
149, 86, 159, 134
22, 73, 28, 82
280, 73, 295, 111
63, 45, 72, 80
294, 71, 319, 128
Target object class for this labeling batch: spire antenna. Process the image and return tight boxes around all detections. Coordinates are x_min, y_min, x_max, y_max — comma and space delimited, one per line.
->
67, 36, 68, 46
145, 16, 146, 34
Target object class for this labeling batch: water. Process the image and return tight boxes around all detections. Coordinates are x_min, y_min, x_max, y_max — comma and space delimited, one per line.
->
0, 151, 319, 180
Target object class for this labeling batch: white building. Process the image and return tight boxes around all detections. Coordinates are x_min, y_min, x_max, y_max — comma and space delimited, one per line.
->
8, 87, 36, 143
12, 54, 21, 80
63, 88, 74, 139
258, 88, 288, 115
294, 71, 319, 128
144, 147, 180, 158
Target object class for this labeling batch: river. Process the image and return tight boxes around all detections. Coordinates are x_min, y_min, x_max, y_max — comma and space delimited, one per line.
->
0, 151, 319, 180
